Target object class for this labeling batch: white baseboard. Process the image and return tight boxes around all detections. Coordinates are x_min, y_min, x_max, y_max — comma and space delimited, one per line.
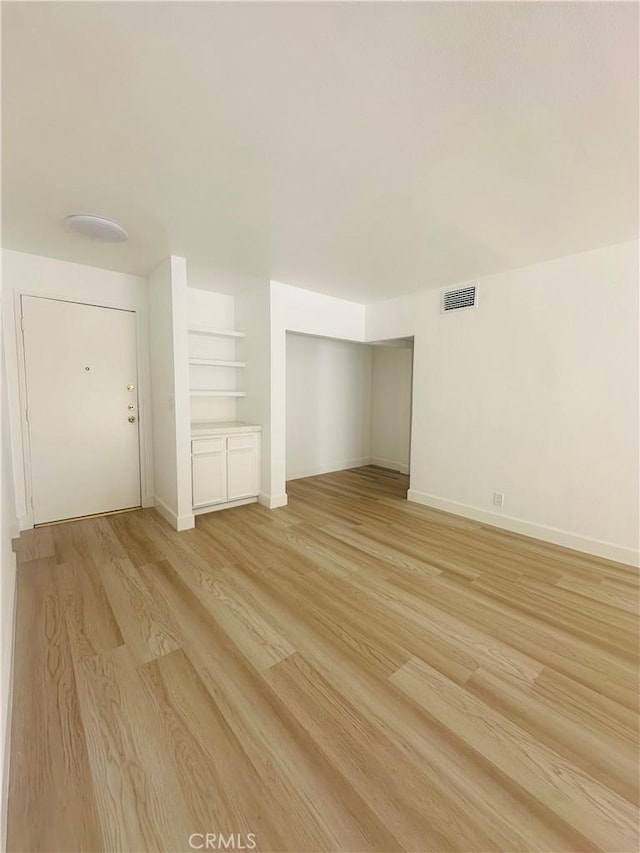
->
141, 494, 154, 509
407, 489, 640, 567
153, 497, 177, 527
286, 457, 372, 482
194, 497, 257, 515
259, 492, 288, 510
153, 497, 195, 532
370, 457, 410, 475
17, 514, 32, 532
2, 554, 17, 851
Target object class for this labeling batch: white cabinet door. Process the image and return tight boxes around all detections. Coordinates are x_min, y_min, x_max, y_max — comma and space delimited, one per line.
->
227, 435, 259, 500
192, 439, 227, 507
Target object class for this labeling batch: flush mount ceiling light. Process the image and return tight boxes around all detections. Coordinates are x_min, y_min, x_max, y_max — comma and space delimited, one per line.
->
64, 213, 128, 242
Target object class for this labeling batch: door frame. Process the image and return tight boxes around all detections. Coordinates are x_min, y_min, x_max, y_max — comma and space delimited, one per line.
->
13, 289, 154, 529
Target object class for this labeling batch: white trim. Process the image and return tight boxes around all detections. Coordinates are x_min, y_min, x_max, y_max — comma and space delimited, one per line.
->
286, 457, 372, 482
1, 556, 18, 850
259, 492, 288, 509
153, 497, 176, 527
193, 496, 257, 515
153, 497, 195, 531
176, 513, 196, 531
407, 489, 640, 567
370, 457, 410, 475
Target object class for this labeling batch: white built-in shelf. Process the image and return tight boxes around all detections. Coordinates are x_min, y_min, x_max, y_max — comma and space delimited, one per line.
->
188, 325, 245, 338
190, 390, 247, 397
189, 358, 245, 368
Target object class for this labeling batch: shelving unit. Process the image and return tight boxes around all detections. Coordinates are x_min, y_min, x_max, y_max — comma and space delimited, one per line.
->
188, 324, 246, 400
187, 292, 247, 426
190, 390, 247, 397
188, 326, 245, 338
188, 358, 245, 368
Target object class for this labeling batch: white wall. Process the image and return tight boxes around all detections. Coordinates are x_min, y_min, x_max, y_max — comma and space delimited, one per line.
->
286, 334, 372, 480
1, 250, 152, 529
366, 240, 639, 565
148, 257, 193, 531
269, 281, 366, 505
370, 345, 413, 474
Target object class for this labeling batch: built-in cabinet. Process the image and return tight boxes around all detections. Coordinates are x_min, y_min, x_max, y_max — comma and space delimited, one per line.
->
187, 289, 262, 517
191, 423, 261, 513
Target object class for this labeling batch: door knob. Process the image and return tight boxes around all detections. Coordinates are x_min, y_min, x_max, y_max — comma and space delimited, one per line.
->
128, 403, 135, 410
127, 384, 135, 391
128, 415, 137, 423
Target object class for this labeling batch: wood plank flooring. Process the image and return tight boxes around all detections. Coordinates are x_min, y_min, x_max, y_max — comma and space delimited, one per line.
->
7, 466, 639, 852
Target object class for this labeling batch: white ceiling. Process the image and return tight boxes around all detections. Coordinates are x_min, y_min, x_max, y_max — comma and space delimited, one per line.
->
2, 2, 638, 302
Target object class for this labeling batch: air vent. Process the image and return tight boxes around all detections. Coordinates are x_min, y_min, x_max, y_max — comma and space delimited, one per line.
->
440, 284, 478, 313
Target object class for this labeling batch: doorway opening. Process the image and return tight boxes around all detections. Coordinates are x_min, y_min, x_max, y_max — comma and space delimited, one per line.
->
285, 331, 414, 501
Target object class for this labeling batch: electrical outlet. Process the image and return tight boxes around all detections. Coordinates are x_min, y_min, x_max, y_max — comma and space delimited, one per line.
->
493, 492, 504, 508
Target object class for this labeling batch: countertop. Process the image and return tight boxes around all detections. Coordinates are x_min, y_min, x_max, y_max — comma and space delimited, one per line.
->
191, 421, 263, 437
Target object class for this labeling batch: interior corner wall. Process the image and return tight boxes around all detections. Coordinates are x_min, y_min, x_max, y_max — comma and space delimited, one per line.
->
365, 240, 640, 566
370, 346, 413, 474
286, 334, 373, 480
170, 257, 193, 529
148, 256, 193, 530
1, 249, 150, 530
270, 281, 367, 505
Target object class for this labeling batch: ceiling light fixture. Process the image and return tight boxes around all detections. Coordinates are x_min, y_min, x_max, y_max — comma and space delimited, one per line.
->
64, 213, 128, 242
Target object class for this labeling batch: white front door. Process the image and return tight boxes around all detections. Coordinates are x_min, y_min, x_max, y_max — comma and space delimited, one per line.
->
22, 295, 142, 524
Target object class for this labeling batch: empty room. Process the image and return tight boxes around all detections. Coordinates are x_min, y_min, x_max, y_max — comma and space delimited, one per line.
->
0, 2, 638, 852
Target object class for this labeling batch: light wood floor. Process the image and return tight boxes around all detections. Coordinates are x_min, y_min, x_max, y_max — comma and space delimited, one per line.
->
8, 467, 639, 852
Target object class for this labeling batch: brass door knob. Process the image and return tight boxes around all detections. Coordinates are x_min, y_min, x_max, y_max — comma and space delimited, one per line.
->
127, 384, 135, 391
128, 415, 137, 423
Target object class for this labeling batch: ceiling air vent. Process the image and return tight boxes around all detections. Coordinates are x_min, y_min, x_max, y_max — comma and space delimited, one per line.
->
440, 284, 478, 313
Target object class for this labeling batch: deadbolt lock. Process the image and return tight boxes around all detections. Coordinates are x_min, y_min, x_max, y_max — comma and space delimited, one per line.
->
128, 415, 137, 423
127, 384, 135, 391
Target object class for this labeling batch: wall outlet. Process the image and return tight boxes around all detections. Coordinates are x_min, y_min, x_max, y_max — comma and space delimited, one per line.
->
493, 492, 504, 508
